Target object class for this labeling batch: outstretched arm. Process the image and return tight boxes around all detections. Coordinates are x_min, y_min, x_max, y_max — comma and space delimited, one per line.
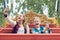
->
4, 8, 16, 26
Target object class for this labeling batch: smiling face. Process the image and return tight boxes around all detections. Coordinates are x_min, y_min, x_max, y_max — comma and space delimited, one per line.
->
16, 14, 24, 22
33, 17, 40, 28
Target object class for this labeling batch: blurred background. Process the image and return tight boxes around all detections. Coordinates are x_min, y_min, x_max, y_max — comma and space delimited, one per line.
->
0, 0, 60, 27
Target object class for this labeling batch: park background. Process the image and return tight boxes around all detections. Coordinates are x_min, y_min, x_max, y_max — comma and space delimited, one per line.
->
0, 0, 60, 27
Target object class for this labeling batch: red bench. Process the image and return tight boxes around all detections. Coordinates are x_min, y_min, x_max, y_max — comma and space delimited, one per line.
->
51, 28, 60, 33
0, 24, 60, 33
0, 33, 60, 40
0, 28, 12, 33
5, 24, 57, 28
0, 28, 60, 33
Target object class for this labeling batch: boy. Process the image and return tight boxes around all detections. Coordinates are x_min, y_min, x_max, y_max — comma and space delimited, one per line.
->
32, 17, 51, 34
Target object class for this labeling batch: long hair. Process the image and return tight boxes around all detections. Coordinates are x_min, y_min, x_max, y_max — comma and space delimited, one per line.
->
12, 14, 26, 33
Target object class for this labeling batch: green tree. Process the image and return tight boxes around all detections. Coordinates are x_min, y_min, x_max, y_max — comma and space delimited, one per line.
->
18, 0, 56, 17
0, 0, 4, 27
0, 0, 60, 27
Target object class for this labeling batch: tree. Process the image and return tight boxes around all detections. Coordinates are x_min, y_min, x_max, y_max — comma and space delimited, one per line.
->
0, 0, 4, 27
18, 0, 56, 17
0, 0, 60, 27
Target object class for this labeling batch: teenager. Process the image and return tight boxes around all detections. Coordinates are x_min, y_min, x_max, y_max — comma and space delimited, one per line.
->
4, 8, 30, 34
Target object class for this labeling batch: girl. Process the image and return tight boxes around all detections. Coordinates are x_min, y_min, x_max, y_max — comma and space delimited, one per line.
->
4, 8, 30, 34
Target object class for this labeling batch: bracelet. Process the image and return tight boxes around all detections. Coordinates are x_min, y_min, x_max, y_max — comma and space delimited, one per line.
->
4, 14, 7, 18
